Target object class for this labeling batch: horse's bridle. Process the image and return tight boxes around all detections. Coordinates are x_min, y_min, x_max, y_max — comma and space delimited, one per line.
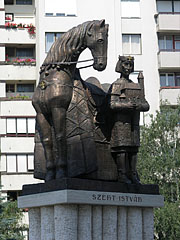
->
41, 56, 107, 71
41, 58, 94, 70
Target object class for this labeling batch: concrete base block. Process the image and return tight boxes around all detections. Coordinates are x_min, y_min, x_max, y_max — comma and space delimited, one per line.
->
28, 208, 41, 240
18, 188, 163, 240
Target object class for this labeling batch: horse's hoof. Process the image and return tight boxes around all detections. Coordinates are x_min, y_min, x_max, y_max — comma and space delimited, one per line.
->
45, 169, 55, 181
56, 168, 66, 179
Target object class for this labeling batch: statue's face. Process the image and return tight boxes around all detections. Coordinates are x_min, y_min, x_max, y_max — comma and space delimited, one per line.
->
121, 60, 134, 77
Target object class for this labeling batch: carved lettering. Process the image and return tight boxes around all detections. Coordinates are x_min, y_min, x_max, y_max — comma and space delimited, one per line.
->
92, 194, 143, 203
92, 194, 96, 200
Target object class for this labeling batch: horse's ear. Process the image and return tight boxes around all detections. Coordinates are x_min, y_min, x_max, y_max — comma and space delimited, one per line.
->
100, 19, 105, 28
105, 24, 109, 32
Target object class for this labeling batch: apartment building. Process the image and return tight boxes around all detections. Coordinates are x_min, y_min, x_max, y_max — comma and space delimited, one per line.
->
0, 0, 179, 204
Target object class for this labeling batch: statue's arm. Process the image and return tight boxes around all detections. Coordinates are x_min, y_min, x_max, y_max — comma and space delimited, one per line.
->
135, 99, 150, 112
109, 95, 136, 111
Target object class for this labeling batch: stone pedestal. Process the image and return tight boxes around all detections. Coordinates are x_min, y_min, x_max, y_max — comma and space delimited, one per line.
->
18, 178, 164, 240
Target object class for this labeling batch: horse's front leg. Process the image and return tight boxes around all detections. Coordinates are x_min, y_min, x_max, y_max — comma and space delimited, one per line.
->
36, 113, 55, 181
52, 107, 67, 179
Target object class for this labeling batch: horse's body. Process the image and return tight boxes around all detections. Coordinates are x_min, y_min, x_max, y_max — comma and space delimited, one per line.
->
32, 20, 108, 181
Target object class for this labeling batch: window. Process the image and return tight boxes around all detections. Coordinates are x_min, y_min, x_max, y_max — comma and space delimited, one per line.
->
45, 32, 64, 52
7, 118, 16, 134
122, 34, 141, 55
121, 0, 140, 18
174, 36, 180, 50
16, 48, 34, 58
7, 155, 16, 172
17, 84, 34, 92
157, 1, 180, 13
158, 35, 180, 51
45, 0, 77, 16
5, 0, 14, 4
28, 155, 34, 170
6, 84, 15, 93
16, 0, 32, 5
160, 73, 180, 87
6, 154, 34, 173
158, 35, 173, 50
6, 47, 15, 57
17, 118, 26, 133
27, 118, 35, 133
6, 117, 35, 135
6, 46, 35, 59
17, 155, 27, 172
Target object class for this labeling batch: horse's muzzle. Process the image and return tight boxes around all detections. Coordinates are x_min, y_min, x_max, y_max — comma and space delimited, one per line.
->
93, 58, 107, 71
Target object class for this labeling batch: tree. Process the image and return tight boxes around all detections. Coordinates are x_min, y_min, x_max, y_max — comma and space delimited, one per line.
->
138, 102, 180, 239
0, 185, 27, 240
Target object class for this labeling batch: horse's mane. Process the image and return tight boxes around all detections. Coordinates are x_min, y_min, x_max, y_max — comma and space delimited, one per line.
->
42, 21, 95, 66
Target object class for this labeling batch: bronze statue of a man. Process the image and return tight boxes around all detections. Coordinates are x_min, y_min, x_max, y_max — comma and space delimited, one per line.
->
108, 56, 149, 184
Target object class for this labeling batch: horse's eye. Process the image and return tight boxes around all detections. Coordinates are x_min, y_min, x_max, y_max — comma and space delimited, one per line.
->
97, 39, 104, 43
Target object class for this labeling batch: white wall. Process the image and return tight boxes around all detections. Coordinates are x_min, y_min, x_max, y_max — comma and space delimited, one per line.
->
0, 118, 6, 134
0, 100, 35, 116
0, 10, 5, 25
0, 46, 5, 61
160, 88, 180, 105
0, 65, 36, 80
0, 28, 36, 44
0, 82, 6, 97
157, 14, 180, 32
1, 174, 42, 191
158, 52, 180, 70
0, 0, 4, 8
1, 137, 34, 153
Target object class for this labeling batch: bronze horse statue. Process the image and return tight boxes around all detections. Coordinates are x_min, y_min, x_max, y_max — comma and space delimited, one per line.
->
32, 20, 109, 181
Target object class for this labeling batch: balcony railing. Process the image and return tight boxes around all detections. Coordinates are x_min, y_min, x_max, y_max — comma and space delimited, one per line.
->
0, 63, 36, 80
160, 87, 180, 105
0, 24, 36, 44
156, 13, 180, 32
158, 50, 180, 70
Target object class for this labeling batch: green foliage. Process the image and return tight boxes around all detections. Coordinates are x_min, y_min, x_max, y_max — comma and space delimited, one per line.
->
154, 202, 180, 240
0, 186, 27, 240
138, 102, 180, 239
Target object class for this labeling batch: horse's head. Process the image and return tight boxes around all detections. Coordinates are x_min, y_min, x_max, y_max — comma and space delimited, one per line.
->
86, 20, 108, 71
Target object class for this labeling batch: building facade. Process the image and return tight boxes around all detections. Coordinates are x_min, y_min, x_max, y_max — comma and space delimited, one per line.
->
0, 0, 179, 212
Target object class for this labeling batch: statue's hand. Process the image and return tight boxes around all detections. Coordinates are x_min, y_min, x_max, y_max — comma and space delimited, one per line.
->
127, 101, 136, 109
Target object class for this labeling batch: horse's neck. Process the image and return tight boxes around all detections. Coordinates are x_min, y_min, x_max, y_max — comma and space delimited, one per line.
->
69, 45, 87, 63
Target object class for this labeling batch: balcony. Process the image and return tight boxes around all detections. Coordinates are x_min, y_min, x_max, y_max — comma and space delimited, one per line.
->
160, 87, 180, 105
158, 50, 180, 70
0, 100, 36, 116
156, 13, 180, 32
0, 63, 36, 80
0, 25, 35, 44
1, 174, 42, 191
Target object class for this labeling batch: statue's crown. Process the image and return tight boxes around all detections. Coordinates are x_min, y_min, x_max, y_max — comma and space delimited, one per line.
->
118, 55, 134, 62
